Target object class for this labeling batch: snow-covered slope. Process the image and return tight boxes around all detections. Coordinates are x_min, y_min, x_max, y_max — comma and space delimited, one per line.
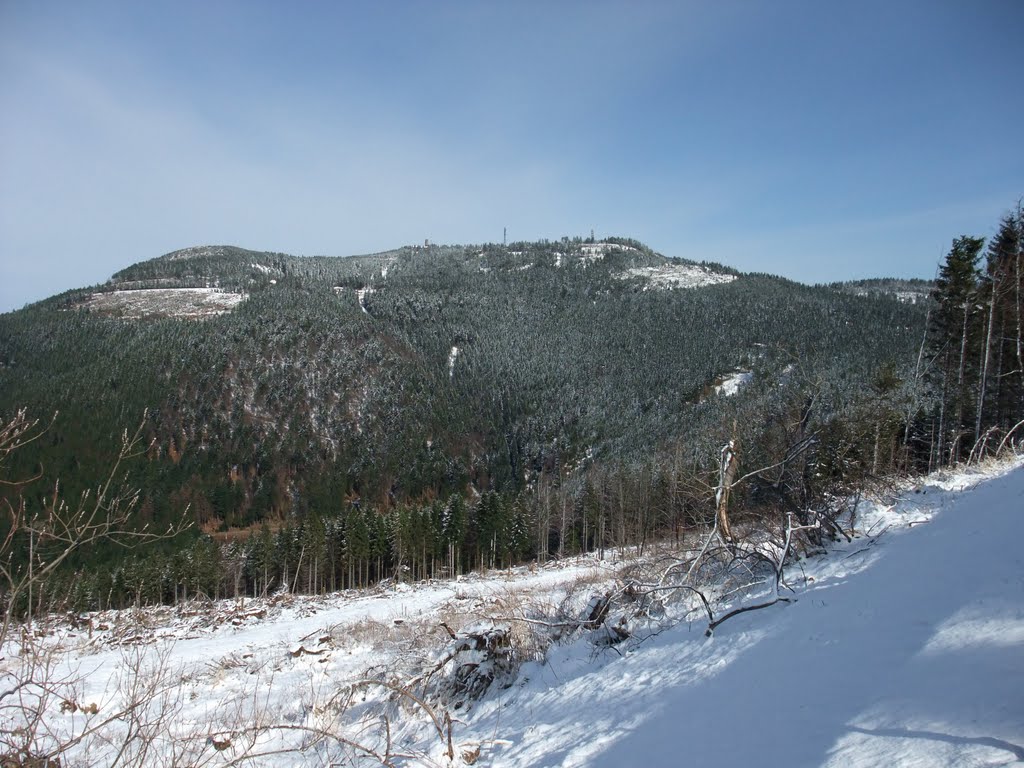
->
81, 287, 245, 318
714, 369, 753, 396
617, 262, 735, 289
468, 460, 1024, 767
6, 460, 1022, 766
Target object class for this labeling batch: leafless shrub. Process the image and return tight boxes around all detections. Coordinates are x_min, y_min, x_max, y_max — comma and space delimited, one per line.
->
0, 411, 190, 767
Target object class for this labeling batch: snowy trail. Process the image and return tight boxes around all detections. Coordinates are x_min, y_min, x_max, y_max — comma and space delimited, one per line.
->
471, 466, 1024, 767
58, 560, 615, 704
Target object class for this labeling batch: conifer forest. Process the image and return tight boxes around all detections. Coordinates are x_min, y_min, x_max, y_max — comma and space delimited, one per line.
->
1, 210, 1021, 614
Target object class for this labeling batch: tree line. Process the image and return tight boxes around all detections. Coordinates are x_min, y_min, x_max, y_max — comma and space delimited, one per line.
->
922, 208, 1023, 468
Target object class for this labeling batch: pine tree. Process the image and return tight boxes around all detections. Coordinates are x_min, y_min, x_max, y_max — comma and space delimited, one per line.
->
441, 494, 466, 576
929, 236, 985, 464
982, 212, 1024, 432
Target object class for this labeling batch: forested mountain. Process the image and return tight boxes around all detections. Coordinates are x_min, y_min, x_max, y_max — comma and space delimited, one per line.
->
830, 277, 934, 304
2, 224, 1018, 612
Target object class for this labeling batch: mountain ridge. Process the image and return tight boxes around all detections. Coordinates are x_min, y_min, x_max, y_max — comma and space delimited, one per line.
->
0, 236, 927, 536
9, 238, 930, 318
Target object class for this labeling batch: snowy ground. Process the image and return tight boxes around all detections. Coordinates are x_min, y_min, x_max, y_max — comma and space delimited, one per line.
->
714, 369, 753, 397
616, 263, 735, 290
470, 459, 1024, 768
82, 288, 245, 319
4, 459, 1022, 766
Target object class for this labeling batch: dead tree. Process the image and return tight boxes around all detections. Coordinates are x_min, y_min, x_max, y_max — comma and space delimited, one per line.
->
715, 440, 739, 543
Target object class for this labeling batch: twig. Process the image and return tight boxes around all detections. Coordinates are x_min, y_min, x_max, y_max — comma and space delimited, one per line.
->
705, 597, 793, 636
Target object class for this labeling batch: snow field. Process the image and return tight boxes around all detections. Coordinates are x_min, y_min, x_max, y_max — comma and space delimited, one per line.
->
82, 288, 246, 319
7, 561, 618, 765
714, 369, 753, 397
617, 263, 736, 290
470, 458, 1024, 767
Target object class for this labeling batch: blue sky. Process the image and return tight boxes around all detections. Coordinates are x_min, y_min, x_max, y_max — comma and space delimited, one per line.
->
1, 0, 1021, 312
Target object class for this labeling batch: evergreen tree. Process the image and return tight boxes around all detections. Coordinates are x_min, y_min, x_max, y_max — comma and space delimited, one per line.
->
929, 236, 985, 464
981, 212, 1024, 431
441, 494, 466, 576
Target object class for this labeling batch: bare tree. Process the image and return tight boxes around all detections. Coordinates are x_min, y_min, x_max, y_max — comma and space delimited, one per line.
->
0, 409, 189, 765
1, 410, 185, 642
715, 439, 739, 543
